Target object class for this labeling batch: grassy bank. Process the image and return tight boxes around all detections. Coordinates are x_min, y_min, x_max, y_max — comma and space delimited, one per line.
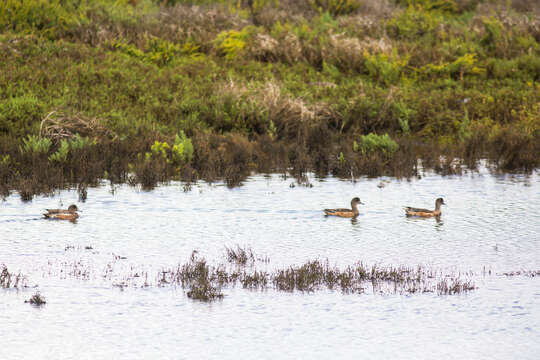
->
1, 0, 538, 199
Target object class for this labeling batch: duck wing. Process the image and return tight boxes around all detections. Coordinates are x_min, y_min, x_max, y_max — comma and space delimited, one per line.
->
45, 208, 66, 214
324, 208, 351, 213
404, 206, 431, 213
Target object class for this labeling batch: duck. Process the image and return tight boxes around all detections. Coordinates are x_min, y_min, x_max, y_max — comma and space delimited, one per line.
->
43, 204, 79, 221
404, 198, 445, 217
324, 197, 363, 218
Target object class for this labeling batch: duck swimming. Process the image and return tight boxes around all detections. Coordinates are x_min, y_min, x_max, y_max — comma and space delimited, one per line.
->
404, 198, 445, 217
43, 204, 79, 221
324, 197, 363, 218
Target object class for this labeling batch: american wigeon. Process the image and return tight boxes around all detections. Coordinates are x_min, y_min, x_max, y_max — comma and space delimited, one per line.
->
404, 198, 445, 217
324, 197, 363, 218
43, 204, 79, 221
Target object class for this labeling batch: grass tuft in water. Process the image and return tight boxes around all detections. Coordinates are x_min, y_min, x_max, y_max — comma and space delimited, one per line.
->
25, 292, 46, 306
225, 245, 255, 266
0, 265, 27, 289
33, 249, 517, 302
437, 277, 476, 295
178, 252, 224, 302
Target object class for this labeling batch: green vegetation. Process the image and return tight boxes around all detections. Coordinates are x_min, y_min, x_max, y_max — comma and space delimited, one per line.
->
19, 135, 52, 155
0, 0, 539, 198
356, 133, 399, 155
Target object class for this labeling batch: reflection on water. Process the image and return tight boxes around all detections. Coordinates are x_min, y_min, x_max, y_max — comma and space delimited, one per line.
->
0, 165, 539, 359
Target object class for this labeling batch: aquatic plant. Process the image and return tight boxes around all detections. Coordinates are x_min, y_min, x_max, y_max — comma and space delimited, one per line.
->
437, 277, 475, 295
0, 265, 27, 289
225, 245, 255, 266
178, 252, 224, 302
36, 247, 486, 303
25, 292, 46, 306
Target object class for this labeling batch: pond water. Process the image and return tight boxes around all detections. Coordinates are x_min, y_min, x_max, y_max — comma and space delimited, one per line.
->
1, 165, 539, 359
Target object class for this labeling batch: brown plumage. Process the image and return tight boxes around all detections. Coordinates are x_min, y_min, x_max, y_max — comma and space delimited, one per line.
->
324, 197, 363, 218
404, 198, 445, 217
44, 204, 79, 221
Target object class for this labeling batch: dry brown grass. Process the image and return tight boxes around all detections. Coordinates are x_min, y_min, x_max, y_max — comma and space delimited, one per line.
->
40, 111, 113, 143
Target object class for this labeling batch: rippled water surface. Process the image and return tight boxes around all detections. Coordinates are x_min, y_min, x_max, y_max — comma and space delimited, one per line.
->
1, 166, 539, 359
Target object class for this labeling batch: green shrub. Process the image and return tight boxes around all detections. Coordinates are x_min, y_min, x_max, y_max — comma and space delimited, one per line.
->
109, 37, 181, 65
0, 0, 76, 38
147, 132, 193, 165
387, 7, 439, 40
0, 154, 10, 166
48, 139, 69, 162
364, 50, 408, 85
456, 109, 472, 143
357, 133, 399, 155
394, 0, 459, 13
214, 27, 252, 60
19, 135, 51, 155
151, 140, 170, 159
109, 39, 145, 60
419, 53, 484, 80
0, 96, 43, 137
146, 37, 180, 66
69, 134, 96, 151
171, 131, 194, 164
309, 0, 361, 16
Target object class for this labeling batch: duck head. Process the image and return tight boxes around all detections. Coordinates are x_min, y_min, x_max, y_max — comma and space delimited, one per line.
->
435, 198, 445, 208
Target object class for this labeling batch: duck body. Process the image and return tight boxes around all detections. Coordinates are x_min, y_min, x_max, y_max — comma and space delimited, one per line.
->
324, 197, 363, 218
404, 198, 445, 217
44, 204, 79, 221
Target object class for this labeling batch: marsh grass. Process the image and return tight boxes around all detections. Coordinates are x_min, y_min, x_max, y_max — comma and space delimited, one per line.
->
25, 292, 46, 306
35, 247, 540, 303
437, 277, 476, 295
225, 245, 255, 266
502, 270, 540, 277
149, 251, 479, 301
177, 252, 225, 301
0, 265, 27, 289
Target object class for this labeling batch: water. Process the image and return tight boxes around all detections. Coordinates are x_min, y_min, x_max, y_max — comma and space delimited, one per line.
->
1, 165, 539, 359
